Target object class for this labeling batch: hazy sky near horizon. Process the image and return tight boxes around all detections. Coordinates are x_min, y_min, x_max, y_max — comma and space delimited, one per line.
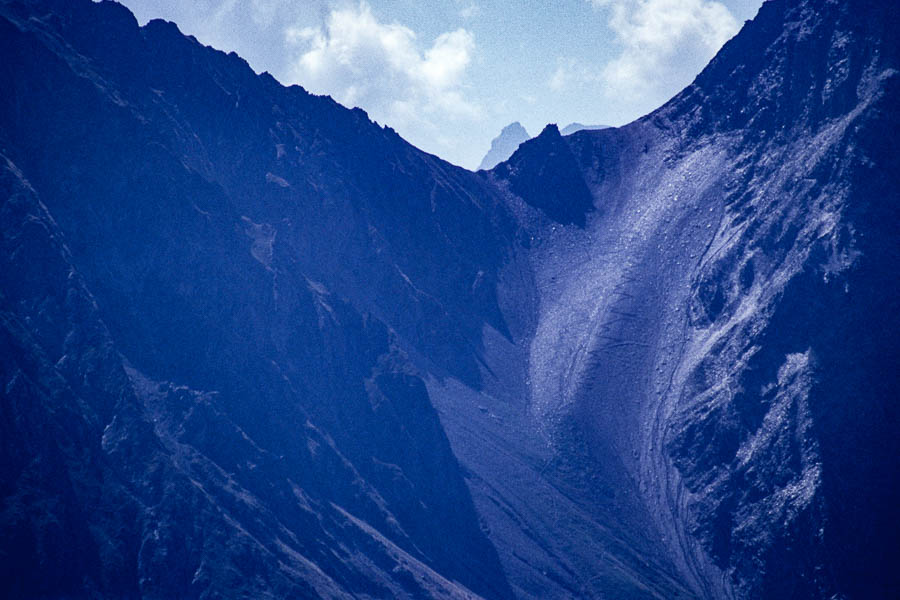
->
118, 0, 765, 169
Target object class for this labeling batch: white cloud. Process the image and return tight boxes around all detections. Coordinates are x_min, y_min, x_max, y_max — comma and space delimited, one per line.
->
589, 0, 739, 100
285, 1, 481, 151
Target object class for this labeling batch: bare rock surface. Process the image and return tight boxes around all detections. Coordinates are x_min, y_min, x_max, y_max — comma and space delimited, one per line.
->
1, 0, 898, 599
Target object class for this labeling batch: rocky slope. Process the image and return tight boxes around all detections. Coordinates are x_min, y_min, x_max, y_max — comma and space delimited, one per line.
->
487, 0, 900, 597
0, 1, 514, 598
1, 0, 898, 599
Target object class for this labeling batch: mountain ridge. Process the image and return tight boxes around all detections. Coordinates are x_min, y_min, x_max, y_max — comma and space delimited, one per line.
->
0, 1, 515, 597
478, 122, 611, 172
1, 0, 898, 598
487, 1, 899, 597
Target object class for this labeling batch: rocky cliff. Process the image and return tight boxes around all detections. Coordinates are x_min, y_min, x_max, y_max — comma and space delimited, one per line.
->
1, 0, 897, 599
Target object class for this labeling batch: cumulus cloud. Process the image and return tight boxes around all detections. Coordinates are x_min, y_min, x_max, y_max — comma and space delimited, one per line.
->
286, 2, 481, 147
589, 0, 739, 100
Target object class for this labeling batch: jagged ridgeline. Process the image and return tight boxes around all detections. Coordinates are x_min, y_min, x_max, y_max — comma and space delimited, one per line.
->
1, 1, 897, 599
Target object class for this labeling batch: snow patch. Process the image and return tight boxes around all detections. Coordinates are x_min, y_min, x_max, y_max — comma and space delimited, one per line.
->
242, 216, 276, 269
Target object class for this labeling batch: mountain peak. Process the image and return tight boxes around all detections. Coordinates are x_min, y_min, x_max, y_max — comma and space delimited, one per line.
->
2, 0, 899, 599
478, 121, 531, 171
560, 122, 610, 136
657, 0, 900, 138
536, 123, 561, 138
502, 121, 527, 134
493, 121, 594, 227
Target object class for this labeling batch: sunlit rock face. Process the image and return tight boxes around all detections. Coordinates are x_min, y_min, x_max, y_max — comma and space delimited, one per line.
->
488, 1, 899, 598
1, 0, 897, 599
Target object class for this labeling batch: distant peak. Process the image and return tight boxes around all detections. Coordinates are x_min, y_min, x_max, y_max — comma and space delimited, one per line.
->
478, 121, 532, 171
537, 123, 561, 138
560, 123, 610, 136
502, 122, 528, 134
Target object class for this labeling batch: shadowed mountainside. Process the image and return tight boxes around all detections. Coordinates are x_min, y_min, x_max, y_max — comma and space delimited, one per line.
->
0, 1, 515, 598
1, 0, 898, 599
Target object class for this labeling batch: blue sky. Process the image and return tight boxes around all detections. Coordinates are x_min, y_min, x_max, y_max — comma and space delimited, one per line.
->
118, 0, 765, 169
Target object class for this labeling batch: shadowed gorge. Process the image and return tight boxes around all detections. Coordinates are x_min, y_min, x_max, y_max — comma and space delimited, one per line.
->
1, 0, 898, 599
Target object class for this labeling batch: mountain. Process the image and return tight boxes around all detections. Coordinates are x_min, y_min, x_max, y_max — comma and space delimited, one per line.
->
2, 0, 898, 599
492, 124, 596, 227
559, 122, 610, 136
477, 122, 530, 171
0, 1, 514, 598
486, 1, 900, 598
478, 123, 610, 172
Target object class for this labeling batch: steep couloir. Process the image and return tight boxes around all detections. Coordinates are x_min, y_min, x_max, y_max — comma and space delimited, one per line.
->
1, 0, 897, 599
489, 0, 900, 598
